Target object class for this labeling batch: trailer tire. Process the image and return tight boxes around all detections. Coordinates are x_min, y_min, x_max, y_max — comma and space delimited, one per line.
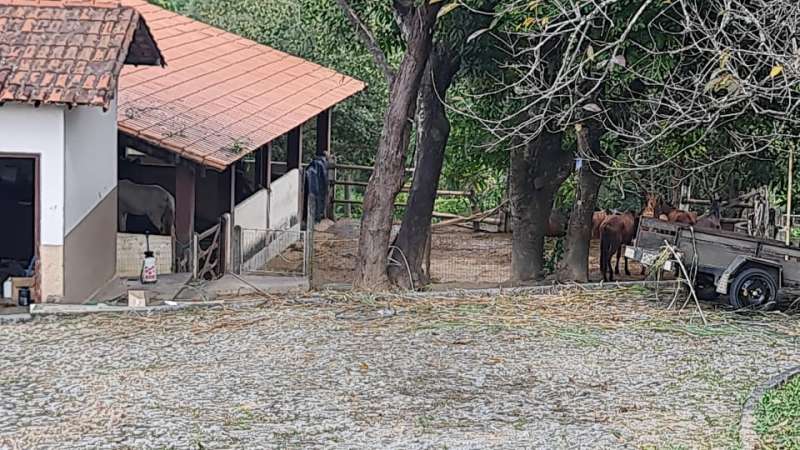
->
729, 267, 778, 310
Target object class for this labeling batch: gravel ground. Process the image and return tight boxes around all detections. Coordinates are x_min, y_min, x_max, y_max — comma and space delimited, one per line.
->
1, 288, 798, 449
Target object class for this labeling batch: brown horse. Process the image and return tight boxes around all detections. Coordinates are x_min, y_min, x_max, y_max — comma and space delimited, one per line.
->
695, 199, 722, 229
644, 193, 697, 225
666, 207, 698, 225
592, 209, 610, 239
641, 193, 661, 218
599, 211, 639, 282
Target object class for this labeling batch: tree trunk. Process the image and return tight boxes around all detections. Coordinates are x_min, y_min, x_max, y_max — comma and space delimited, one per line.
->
510, 131, 572, 283
388, 47, 460, 288
354, 6, 439, 290
557, 123, 606, 282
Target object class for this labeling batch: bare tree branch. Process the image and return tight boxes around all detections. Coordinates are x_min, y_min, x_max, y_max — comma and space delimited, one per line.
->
334, 0, 396, 86
452, 0, 800, 193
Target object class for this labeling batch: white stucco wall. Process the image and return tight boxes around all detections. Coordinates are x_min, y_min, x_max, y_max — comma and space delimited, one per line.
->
269, 168, 301, 231
0, 104, 65, 246
64, 99, 118, 233
0, 104, 66, 299
237, 169, 302, 274
234, 187, 268, 230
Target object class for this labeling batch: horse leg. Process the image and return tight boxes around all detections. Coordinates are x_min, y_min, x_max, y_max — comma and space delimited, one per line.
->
615, 246, 621, 275
600, 236, 607, 282
625, 254, 631, 276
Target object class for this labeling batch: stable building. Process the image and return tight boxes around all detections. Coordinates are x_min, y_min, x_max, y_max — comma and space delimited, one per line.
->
115, 0, 365, 279
0, 0, 163, 303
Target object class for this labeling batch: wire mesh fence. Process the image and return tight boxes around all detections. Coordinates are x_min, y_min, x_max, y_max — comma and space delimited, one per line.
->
310, 220, 513, 287
428, 227, 512, 284
238, 228, 307, 276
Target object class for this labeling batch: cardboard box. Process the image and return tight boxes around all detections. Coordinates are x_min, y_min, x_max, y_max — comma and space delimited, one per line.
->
10, 277, 34, 302
127, 290, 148, 308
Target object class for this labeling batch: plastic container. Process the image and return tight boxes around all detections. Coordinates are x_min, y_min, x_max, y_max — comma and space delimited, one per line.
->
18, 287, 30, 307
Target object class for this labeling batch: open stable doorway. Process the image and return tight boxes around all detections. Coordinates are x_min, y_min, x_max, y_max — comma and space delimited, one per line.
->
0, 154, 38, 306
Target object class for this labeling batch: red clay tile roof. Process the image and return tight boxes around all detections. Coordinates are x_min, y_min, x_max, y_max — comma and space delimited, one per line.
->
0, 0, 163, 108
117, 0, 366, 171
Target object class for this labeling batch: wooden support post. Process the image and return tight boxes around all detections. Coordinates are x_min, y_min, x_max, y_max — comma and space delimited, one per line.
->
227, 164, 236, 226
316, 109, 331, 158
288, 126, 304, 223
175, 161, 196, 273
287, 126, 303, 170
265, 143, 273, 185
255, 146, 267, 189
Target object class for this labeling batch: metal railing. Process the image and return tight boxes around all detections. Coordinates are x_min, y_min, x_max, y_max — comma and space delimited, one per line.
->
235, 227, 308, 276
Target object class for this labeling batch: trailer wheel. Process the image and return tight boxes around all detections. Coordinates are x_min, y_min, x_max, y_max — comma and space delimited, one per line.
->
729, 268, 778, 310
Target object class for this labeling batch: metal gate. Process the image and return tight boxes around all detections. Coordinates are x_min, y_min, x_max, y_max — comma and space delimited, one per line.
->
235, 227, 308, 276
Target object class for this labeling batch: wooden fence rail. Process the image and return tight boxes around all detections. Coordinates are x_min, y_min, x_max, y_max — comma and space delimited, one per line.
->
325, 162, 505, 231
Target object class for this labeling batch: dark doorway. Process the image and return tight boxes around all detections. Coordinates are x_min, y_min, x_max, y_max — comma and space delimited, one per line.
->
0, 155, 37, 297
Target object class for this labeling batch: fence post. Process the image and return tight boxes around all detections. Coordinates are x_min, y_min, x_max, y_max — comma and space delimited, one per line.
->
221, 213, 232, 274
326, 155, 336, 220
192, 233, 199, 280
306, 193, 316, 287
233, 225, 242, 275
344, 172, 352, 218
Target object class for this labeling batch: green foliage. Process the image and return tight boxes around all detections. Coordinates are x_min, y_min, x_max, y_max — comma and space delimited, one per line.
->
755, 376, 800, 449
544, 238, 564, 274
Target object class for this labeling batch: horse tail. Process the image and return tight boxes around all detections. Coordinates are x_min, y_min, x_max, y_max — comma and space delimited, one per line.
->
161, 192, 176, 236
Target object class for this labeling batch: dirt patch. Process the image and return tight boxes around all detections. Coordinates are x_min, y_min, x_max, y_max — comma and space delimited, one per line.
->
312, 220, 646, 287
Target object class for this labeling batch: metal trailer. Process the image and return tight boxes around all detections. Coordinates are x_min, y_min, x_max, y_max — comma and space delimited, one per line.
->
624, 218, 800, 309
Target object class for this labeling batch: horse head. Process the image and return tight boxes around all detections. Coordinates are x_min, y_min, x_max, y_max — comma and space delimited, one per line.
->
641, 193, 662, 218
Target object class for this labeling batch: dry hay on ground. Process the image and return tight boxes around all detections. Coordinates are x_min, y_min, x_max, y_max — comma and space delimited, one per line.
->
2, 287, 798, 449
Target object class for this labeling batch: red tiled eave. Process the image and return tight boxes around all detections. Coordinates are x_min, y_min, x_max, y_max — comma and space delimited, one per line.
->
117, 0, 366, 170
0, 0, 163, 108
